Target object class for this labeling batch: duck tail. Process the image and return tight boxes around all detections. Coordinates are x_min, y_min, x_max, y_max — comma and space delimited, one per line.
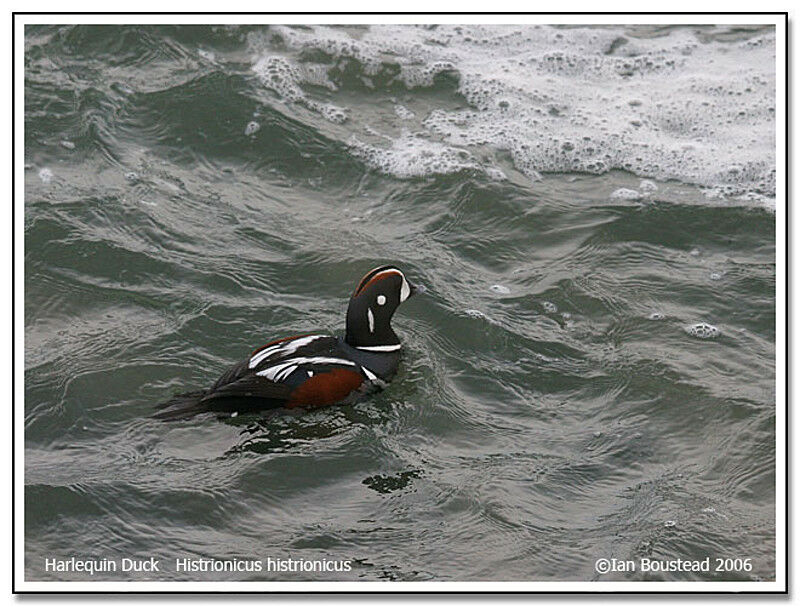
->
152, 390, 210, 421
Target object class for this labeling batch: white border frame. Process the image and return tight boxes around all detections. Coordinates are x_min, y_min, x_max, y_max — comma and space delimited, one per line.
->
12, 11, 787, 594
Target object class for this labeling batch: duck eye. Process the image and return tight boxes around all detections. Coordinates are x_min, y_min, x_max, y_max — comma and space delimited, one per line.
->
377, 295, 386, 306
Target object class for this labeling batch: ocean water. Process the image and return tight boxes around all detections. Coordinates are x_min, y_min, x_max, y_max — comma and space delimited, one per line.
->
24, 24, 777, 582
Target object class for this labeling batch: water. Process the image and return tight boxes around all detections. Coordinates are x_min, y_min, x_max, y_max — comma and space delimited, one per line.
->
24, 24, 776, 582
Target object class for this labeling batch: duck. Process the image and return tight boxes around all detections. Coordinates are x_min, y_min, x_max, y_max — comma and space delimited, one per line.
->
154, 265, 423, 420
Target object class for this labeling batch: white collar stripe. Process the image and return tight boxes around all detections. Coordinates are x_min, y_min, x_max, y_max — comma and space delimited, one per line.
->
355, 344, 402, 352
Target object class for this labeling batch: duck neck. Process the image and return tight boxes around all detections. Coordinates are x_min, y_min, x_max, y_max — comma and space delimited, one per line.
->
345, 300, 401, 349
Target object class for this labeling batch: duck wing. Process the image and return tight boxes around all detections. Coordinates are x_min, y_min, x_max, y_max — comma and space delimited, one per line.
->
155, 334, 364, 419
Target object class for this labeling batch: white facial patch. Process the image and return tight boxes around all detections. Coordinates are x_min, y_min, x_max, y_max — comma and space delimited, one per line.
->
399, 275, 411, 302
367, 308, 375, 333
377, 295, 386, 306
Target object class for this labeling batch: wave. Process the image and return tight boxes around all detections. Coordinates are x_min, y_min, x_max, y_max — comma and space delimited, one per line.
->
248, 24, 776, 200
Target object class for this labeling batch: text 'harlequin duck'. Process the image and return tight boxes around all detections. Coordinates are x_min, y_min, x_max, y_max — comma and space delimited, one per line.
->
154, 266, 423, 420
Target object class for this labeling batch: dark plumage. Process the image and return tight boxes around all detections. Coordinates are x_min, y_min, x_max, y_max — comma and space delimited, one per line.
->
154, 266, 422, 420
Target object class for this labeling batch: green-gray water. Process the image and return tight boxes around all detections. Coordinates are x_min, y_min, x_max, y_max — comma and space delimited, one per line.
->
24, 24, 776, 582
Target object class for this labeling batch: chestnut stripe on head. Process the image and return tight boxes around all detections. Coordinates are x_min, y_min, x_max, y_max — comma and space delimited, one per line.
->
354, 266, 403, 296
354, 265, 394, 295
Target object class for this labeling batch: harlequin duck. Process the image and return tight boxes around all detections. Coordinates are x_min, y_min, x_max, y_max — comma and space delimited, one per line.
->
154, 265, 423, 420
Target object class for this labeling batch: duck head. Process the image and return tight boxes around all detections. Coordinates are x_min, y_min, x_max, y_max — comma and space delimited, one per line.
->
345, 265, 422, 350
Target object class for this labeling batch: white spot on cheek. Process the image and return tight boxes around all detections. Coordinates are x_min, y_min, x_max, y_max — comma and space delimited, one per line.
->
368, 308, 375, 333
377, 295, 386, 306
307, 370, 314, 377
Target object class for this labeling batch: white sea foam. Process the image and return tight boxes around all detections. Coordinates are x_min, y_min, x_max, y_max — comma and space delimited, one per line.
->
249, 25, 776, 199
394, 104, 415, 120
348, 133, 483, 178
38, 168, 53, 183
640, 179, 658, 194
251, 55, 346, 124
198, 48, 216, 62
610, 188, 642, 201
686, 322, 720, 339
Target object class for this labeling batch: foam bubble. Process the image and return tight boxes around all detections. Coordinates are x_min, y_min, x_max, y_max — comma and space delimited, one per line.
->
490, 284, 511, 294
320, 104, 348, 124
465, 308, 503, 326
394, 104, 415, 120
348, 133, 482, 179
542, 301, 558, 313
686, 322, 720, 339
252, 55, 306, 102
485, 167, 507, 181
198, 48, 216, 62
249, 25, 775, 197
251, 55, 344, 124
38, 168, 53, 183
610, 188, 642, 201
640, 179, 658, 194
649, 312, 666, 321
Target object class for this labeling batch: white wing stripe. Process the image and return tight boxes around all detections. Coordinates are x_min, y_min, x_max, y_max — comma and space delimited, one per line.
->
280, 366, 299, 381
256, 356, 357, 381
249, 335, 322, 369
249, 345, 282, 368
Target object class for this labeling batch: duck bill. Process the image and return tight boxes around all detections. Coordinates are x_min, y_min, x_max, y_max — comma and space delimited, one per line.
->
409, 283, 426, 297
